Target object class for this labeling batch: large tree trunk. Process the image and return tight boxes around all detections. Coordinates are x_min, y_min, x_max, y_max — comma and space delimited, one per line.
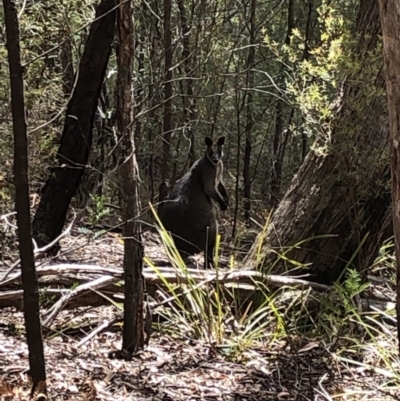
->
3, 0, 47, 397
115, 0, 145, 355
32, 0, 115, 249
245, 0, 390, 284
379, 0, 400, 356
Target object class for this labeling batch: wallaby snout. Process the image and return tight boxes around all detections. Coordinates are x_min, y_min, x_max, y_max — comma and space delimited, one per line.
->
205, 136, 225, 166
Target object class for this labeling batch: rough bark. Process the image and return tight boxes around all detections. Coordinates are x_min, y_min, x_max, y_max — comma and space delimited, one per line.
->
378, 0, 400, 356
146, 33, 159, 203
3, 0, 47, 397
161, 0, 172, 183
116, 0, 145, 354
242, 0, 256, 223
245, 0, 390, 284
134, 22, 144, 146
32, 0, 116, 249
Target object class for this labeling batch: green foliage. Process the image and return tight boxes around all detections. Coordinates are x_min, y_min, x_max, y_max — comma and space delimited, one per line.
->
146, 209, 400, 395
148, 203, 281, 352
86, 194, 111, 226
0, 1, 96, 211
39, 287, 56, 307
1, 2, 398, 395
372, 239, 396, 285
317, 270, 370, 336
264, 1, 357, 154
279, 268, 373, 344
0, 0, 379, 214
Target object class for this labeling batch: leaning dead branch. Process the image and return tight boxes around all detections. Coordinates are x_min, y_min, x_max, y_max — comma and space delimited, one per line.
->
42, 275, 119, 326
76, 316, 121, 347
0, 215, 76, 284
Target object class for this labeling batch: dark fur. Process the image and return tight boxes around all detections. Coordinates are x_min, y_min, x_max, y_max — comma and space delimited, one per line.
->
159, 136, 228, 267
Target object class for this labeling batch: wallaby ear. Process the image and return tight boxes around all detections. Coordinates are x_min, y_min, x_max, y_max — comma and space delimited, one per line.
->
217, 136, 225, 146
204, 136, 213, 147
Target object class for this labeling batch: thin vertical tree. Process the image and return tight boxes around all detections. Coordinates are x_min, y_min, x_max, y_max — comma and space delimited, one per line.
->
3, 0, 47, 397
177, 0, 196, 165
242, 0, 256, 222
115, 0, 145, 355
301, 1, 314, 163
160, 0, 172, 194
270, 0, 295, 207
60, 29, 74, 98
378, 0, 400, 356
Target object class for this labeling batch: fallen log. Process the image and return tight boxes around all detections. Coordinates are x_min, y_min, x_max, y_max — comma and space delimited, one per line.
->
0, 263, 394, 328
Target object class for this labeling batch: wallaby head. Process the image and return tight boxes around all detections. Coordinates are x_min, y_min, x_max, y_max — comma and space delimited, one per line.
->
204, 136, 225, 165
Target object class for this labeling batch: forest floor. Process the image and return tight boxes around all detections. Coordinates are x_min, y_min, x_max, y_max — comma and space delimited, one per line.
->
0, 221, 399, 400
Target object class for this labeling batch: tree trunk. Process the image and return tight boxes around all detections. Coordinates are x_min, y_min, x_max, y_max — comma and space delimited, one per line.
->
147, 34, 159, 203
242, 0, 256, 223
270, 0, 294, 208
378, 0, 400, 356
32, 0, 116, 249
245, 0, 391, 285
116, 0, 145, 354
301, 1, 314, 163
232, 94, 243, 238
3, 0, 47, 397
60, 32, 74, 98
177, 0, 196, 165
161, 0, 172, 184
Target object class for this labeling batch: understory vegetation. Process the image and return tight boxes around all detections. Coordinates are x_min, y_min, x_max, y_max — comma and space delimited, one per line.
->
0, 0, 399, 399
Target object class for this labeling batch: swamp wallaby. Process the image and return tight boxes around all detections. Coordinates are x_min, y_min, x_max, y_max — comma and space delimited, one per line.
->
158, 136, 229, 267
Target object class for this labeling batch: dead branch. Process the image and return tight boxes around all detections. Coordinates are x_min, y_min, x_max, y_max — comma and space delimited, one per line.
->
0, 216, 76, 284
0, 263, 395, 327
1, 211, 17, 229
42, 275, 120, 326
76, 316, 121, 347
1, 262, 331, 291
